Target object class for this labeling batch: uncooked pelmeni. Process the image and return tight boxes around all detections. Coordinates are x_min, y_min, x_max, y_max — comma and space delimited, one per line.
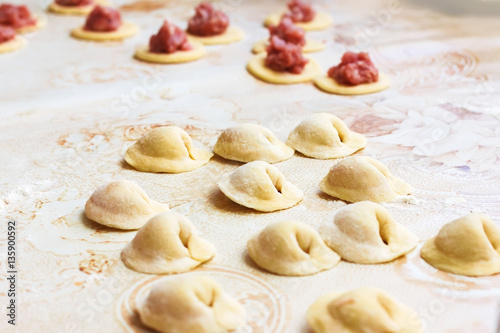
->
323, 201, 418, 264
217, 161, 303, 212
307, 288, 423, 333
124, 126, 213, 173
137, 275, 245, 333
421, 214, 500, 276
213, 123, 294, 163
287, 113, 366, 159
248, 220, 340, 276
84, 180, 168, 230
320, 156, 412, 203
121, 212, 215, 274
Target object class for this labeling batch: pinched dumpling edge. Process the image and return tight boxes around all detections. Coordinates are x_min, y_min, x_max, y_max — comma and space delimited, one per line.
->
124, 126, 213, 173
421, 214, 500, 276
307, 288, 423, 333
84, 179, 168, 230
213, 123, 295, 163
248, 220, 340, 276
121, 212, 216, 274
287, 113, 367, 159
322, 201, 418, 264
137, 275, 245, 333
217, 161, 304, 212
320, 156, 412, 203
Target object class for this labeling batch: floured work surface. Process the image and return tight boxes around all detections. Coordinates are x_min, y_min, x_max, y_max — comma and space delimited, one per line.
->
0, 0, 499, 332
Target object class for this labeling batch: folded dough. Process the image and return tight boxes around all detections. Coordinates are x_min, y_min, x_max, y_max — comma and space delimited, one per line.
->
323, 201, 418, 264
307, 288, 423, 333
137, 275, 245, 333
287, 113, 366, 159
320, 156, 412, 203
217, 161, 303, 212
421, 214, 500, 276
124, 126, 213, 173
213, 123, 294, 163
121, 212, 215, 274
248, 220, 340, 276
84, 180, 168, 230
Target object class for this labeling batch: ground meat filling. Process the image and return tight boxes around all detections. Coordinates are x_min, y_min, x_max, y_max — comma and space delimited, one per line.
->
0, 25, 15, 43
187, 2, 229, 37
282, 0, 315, 23
55, 0, 93, 7
149, 20, 192, 54
84, 6, 121, 32
0, 4, 36, 29
328, 52, 379, 86
265, 36, 308, 74
268, 17, 305, 47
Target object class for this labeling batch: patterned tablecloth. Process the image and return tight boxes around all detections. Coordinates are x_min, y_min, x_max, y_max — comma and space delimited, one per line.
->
1, 0, 500, 332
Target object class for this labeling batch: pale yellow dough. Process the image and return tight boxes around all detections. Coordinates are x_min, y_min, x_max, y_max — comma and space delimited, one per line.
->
84, 180, 168, 230
134, 41, 206, 64
187, 25, 244, 45
247, 52, 321, 84
217, 161, 303, 212
248, 220, 340, 276
48, 2, 93, 15
307, 288, 423, 333
314, 72, 391, 95
121, 212, 216, 274
252, 38, 324, 54
264, 12, 333, 31
47, 0, 108, 16
287, 113, 366, 159
421, 214, 500, 277
137, 275, 245, 333
323, 201, 418, 264
124, 126, 213, 173
320, 156, 412, 203
71, 21, 138, 41
15, 15, 47, 34
0, 36, 27, 54
214, 123, 294, 163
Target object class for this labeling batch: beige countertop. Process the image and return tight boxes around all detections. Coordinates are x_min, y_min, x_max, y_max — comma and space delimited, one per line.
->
0, 0, 499, 332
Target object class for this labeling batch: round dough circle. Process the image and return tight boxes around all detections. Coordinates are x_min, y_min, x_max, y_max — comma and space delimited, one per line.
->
264, 12, 333, 31
134, 41, 207, 64
247, 52, 321, 84
252, 38, 324, 54
48, 2, 94, 15
0, 36, 27, 53
314, 72, 391, 95
71, 21, 138, 41
187, 25, 244, 45
48, 0, 109, 15
15, 14, 47, 34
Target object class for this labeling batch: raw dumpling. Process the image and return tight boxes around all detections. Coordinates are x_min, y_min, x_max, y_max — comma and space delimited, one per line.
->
137, 275, 245, 333
307, 288, 423, 333
320, 156, 411, 203
217, 161, 303, 212
84, 180, 168, 230
213, 123, 294, 163
248, 220, 340, 276
121, 212, 215, 274
323, 201, 418, 264
124, 126, 213, 173
287, 113, 366, 159
421, 214, 500, 276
